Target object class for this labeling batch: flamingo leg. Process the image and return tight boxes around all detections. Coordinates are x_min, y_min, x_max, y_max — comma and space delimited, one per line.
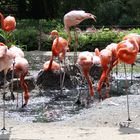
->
60, 55, 66, 94
74, 28, 79, 65
97, 69, 108, 99
1, 70, 7, 131
20, 72, 29, 108
131, 64, 134, 85
10, 59, 15, 101
124, 63, 131, 121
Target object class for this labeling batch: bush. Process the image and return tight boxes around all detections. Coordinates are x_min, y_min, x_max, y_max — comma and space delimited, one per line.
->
13, 28, 38, 51
6, 19, 140, 52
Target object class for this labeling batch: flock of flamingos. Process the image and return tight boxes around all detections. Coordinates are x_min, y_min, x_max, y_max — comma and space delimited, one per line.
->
0, 10, 140, 130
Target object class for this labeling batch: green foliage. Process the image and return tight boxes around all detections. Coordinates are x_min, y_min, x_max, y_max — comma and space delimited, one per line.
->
13, 28, 38, 51
9, 19, 140, 52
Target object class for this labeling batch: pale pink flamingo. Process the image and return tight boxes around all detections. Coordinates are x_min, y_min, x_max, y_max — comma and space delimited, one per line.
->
64, 10, 96, 45
0, 43, 15, 130
64, 10, 96, 63
9, 45, 29, 108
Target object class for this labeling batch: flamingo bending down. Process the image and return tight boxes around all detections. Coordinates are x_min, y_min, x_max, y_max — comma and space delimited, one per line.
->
95, 43, 118, 99
13, 57, 29, 108
77, 51, 94, 98
116, 33, 140, 122
0, 12, 16, 32
64, 10, 96, 64
64, 10, 96, 45
117, 33, 140, 64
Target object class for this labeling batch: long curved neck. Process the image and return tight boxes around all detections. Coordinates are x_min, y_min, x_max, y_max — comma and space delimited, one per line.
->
46, 56, 54, 72
65, 26, 71, 45
0, 13, 4, 29
83, 70, 94, 97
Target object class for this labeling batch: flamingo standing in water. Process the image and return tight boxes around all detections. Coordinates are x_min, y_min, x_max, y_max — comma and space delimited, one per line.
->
95, 43, 118, 99
13, 57, 29, 108
0, 12, 16, 32
9, 45, 29, 108
64, 10, 96, 63
0, 43, 15, 130
46, 30, 69, 92
77, 51, 94, 100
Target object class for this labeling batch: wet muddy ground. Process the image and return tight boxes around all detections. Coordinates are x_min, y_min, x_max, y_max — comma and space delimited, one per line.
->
0, 51, 140, 128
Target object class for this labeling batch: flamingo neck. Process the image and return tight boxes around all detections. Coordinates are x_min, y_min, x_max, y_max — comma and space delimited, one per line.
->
65, 27, 71, 45
46, 56, 53, 72
0, 13, 4, 29
83, 70, 94, 97
20, 71, 29, 105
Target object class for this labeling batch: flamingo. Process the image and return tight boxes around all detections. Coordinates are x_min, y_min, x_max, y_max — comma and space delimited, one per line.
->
95, 43, 118, 99
116, 33, 140, 122
46, 30, 69, 93
9, 45, 24, 58
0, 12, 16, 32
13, 57, 29, 108
0, 43, 15, 130
47, 30, 69, 70
43, 60, 61, 72
117, 34, 140, 64
64, 10, 96, 45
64, 10, 96, 63
36, 60, 62, 88
77, 51, 94, 99
9, 45, 29, 108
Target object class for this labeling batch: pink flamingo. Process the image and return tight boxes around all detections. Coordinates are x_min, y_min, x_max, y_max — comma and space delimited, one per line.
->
43, 60, 61, 72
77, 51, 94, 98
95, 43, 118, 99
46, 30, 69, 92
9, 45, 29, 108
0, 12, 16, 32
47, 30, 69, 71
64, 10, 96, 63
116, 33, 140, 122
13, 57, 29, 108
64, 10, 96, 45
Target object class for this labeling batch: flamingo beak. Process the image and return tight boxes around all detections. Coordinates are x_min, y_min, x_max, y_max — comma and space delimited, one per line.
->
92, 15, 96, 22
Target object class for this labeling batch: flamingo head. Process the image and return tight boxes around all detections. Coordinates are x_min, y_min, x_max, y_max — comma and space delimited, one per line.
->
50, 30, 59, 39
86, 13, 96, 22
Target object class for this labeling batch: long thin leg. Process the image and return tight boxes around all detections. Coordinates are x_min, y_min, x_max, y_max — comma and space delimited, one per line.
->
115, 65, 119, 95
130, 64, 133, 85
74, 28, 78, 65
124, 63, 131, 121
10, 59, 15, 101
1, 70, 7, 131
60, 56, 66, 94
